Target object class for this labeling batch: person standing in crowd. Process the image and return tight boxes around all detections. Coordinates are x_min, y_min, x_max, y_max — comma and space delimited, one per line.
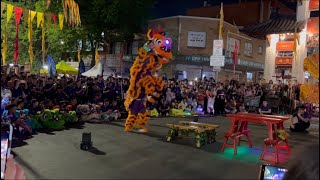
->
214, 84, 225, 116
196, 86, 206, 108
206, 86, 215, 116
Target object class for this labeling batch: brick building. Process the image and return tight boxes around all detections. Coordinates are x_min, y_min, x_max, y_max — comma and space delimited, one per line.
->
149, 16, 266, 82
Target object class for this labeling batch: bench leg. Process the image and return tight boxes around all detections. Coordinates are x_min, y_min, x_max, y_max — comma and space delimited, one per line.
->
196, 134, 201, 148
285, 139, 290, 155
275, 147, 279, 164
233, 138, 237, 155
260, 144, 267, 160
221, 137, 229, 152
245, 133, 253, 148
195, 132, 207, 148
206, 130, 216, 144
166, 129, 178, 142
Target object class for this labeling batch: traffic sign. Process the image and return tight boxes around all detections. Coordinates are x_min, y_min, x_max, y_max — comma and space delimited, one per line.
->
210, 55, 225, 67
213, 40, 223, 56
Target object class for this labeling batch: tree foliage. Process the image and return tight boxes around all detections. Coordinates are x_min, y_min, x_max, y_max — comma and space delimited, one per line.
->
76, 0, 154, 67
1, 0, 154, 70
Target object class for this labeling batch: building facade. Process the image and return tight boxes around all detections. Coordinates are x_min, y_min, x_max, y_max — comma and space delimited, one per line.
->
255, 0, 319, 84
148, 16, 266, 82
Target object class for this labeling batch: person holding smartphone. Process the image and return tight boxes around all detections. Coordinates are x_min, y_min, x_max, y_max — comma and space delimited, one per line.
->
290, 106, 311, 133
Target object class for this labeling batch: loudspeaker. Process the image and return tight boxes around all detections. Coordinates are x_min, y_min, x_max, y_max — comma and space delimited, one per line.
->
80, 132, 92, 151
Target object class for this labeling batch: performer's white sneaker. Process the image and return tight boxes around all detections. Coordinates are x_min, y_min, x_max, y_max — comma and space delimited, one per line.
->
138, 129, 147, 133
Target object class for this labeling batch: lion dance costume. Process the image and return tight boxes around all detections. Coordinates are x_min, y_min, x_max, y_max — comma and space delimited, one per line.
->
124, 26, 172, 132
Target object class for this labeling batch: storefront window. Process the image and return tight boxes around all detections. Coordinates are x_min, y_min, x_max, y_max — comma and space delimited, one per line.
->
244, 42, 253, 56
246, 72, 253, 81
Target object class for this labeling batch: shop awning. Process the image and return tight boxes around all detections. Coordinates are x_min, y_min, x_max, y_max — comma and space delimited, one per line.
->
240, 16, 305, 38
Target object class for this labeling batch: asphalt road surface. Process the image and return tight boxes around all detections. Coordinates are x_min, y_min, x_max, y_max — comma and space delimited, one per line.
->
12, 116, 319, 179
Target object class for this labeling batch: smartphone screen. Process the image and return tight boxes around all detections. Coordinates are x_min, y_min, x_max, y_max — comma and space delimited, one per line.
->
1, 124, 13, 180
259, 164, 288, 180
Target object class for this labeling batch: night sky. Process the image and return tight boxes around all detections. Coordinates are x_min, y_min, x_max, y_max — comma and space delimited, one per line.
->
149, 0, 297, 19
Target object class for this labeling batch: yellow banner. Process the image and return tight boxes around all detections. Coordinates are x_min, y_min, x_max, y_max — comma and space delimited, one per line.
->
28, 11, 36, 41
95, 45, 99, 65
6, 4, 14, 24
37, 12, 44, 28
2, 25, 7, 65
59, 14, 64, 30
42, 25, 45, 64
1, 2, 6, 15
28, 11, 36, 66
219, 3, 224, 40
78, 47, 81, 62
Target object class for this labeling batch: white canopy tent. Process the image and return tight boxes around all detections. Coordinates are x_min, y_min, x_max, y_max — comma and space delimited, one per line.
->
81, 59, 114, 79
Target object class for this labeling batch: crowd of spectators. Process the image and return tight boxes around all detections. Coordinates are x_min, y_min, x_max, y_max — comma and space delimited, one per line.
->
1, 67, 318, 143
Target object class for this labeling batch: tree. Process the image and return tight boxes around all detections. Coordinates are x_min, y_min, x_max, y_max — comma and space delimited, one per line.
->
75, 0, 154, 67
1, 0, 83, 72
1, 0, 154, 71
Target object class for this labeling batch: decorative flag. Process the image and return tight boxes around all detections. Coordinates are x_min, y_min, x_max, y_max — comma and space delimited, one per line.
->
219, 3, 224, 40
14, 7, 23, 64
77, 47, 81, 62
2, 25, 7, 65
62, 0, 68, 23
293, 30, 299, 64
1, 2, 6, 15
78, 59, 85, 78
95, 44, 99, 65
47, 55, 56, 77
59, 14, 64, 30
28, 11, 36, 40
46, 13, 51, 29
52, 14, 57, 27
37, 12, 44, 28
232, 40, 238, 74
42, 24, 45, 65
6, 4, 14, 23
23, 8, 29, 26
46, 0, 51, 10
28, 10, 37, 67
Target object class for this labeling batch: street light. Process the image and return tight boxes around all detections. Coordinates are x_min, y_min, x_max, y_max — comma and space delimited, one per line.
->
60, 40, 64, 45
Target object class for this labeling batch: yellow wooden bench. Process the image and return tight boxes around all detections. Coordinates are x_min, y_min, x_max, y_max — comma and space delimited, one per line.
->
179, 121, 220, 129
166, 122, 218, 148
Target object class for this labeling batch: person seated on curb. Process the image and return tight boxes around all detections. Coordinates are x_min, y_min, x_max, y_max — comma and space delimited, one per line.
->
290, 106, 311, 133
258, 101, 272, 115
194, 104, 205, 115
100, 100, 118, 121
184, 104, 193, 115
2, 103, 32, 141
238, 103, 247, 113
225, 100, 237, 114
158, 99, 170, 116
28, 99, 41, 115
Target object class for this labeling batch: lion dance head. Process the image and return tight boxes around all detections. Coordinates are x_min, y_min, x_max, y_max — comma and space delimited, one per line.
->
144, 25, 173, 65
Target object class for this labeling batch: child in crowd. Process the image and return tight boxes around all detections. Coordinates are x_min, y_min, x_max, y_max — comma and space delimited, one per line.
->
159, 99, 170, 116
184, 104, 193, 115
259, 101, 272, 115
238, 103, 247, 113
225, 100, 237, 114
194, 104, 204, 115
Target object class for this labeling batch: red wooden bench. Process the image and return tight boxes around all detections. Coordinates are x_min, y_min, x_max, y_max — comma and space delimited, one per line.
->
223, 113, 290, 163
260, 138, 290, 164
221, 129, 253, 155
